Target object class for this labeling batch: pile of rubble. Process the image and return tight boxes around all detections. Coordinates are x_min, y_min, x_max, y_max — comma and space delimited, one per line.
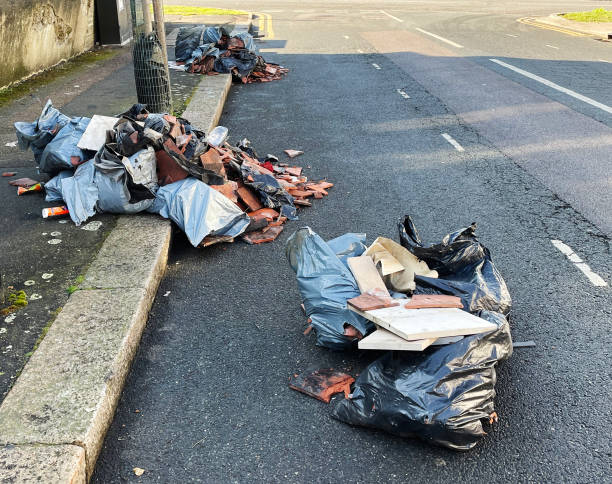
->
12, 100, 330, 247
286, 218, 513, 450
173, 26, 288, 83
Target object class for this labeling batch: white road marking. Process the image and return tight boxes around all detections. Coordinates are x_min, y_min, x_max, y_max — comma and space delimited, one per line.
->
380, 10, 404, 22
415, 28, 463, 48
490, 59, 612, 114
505, 33, 518, 38
545, 44, 559, 49
551, 240, 608, 287
599, 59, 609, 63
441, 133, 465, 151
343, 35, 349, 39
397, 89, 411, 99
372, 63, 382, 70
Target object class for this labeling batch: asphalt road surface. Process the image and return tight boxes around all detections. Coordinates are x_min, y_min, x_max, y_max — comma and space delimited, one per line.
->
93, 1, 611, 482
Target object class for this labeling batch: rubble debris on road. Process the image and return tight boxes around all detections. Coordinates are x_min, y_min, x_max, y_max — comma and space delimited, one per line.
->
8, 177, 40, 188
286, 217, 513, 450
174, 26, 288, 83
13, 100, 332, 247
289, 368, 355, 403
284, 149, 303, 158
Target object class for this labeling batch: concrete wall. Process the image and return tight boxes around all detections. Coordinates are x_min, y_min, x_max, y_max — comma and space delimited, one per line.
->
0, 0, 95, 89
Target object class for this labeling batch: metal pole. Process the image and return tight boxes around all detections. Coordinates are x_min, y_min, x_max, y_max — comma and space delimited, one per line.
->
141, 0, 153, 34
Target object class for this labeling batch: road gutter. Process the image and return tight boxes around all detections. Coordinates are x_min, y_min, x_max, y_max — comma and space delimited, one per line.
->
0, 64, 235, 484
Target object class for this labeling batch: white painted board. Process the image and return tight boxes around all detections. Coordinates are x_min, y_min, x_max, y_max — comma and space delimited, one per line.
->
77, 115, 119, 151
349, 303, 497, 341
359, 328, 436, 351
358, 329, 464, 351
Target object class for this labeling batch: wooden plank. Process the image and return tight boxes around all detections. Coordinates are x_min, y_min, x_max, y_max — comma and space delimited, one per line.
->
359, 328, 436, 351
347, 256, 389, 296
349, 304, 497, 341
404, 294, 463, 309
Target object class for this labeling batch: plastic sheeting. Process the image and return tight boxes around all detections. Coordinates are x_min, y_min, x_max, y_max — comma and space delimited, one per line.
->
44, 170, 73, 202
94, 145, 157, 215
60, 160, 98, 226
230, 31, 256, 53
326, 232, 367, 267
38, 117, 91, 174
14, 100, 70, 163
148, 177, 250, 247
286, 227, 374, 350
214, 50, 259, 78
175, 25, 204, 61
330, 216, 513, 450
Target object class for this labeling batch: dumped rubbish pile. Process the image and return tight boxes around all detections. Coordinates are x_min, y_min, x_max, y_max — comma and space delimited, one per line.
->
286, 217, 513, 450
12, 100, 331, 247
173, 26, 288, 83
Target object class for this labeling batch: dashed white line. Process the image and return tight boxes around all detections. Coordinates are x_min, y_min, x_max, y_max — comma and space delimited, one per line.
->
372, 63, 382, 70
505, 33, 518, 38
441, 133, 465, 151
490, 58, 612, 114
415, 28, 464, 48
545, 44, 559, 49
551, 240, 608, 287
380, 10, 404, 22
397, 89, 411, 99
599, 59, 609, 63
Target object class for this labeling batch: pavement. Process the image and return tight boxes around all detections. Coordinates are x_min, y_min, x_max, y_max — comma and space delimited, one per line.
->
531, 14, 612, 38
0, 17, 239, 482
90, 1, 611, 482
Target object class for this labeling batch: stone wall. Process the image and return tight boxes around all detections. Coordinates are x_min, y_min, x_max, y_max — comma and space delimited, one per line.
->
0, 0, 95, 89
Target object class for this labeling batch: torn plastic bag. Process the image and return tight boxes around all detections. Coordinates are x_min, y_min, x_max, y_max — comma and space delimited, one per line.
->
332, 310, 512, 451
144, 113, 170, 135
35, 116, 90, 175
286, 227, 374, 350
214, 50, 259, 78
44, 170, 73, 202
94, 145, 157, 215
175, 25, 204, 61
14, 100, 70, 163
60, 160, 98, 226
326, 233, 367, 267
241, 163, 297, 220
114, 119, 162, 156
117, 103, 148, 121
148, 177, 250, 247
399, 216, 511, 314
185, 42, 221, 71
230, 31, 256, 53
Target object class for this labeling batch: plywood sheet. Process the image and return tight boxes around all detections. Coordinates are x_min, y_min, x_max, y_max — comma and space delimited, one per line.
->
77, 115, 119, 151
347, 256, 389, 296
349, 304, 497, 341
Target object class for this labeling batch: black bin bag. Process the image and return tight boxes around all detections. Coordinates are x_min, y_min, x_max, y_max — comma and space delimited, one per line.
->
400, 215, 512, 315
331, 216, 513, 450
332, 310, 512, 451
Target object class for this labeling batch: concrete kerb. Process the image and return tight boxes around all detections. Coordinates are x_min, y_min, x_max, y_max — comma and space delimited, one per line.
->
529, 14, 612, 38
0, 36, 239, 484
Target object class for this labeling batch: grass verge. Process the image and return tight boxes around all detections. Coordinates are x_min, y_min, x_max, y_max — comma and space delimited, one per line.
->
562, 8, 612, 23
164, 5, 247, 16
0, 48, 122, 110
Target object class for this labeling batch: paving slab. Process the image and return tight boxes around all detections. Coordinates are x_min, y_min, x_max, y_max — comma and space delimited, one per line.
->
0, 444, 86, 484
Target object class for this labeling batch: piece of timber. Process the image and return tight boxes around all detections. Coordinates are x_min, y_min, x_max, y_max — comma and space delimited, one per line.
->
349, 304, 497, 341
347, 256, 390, 296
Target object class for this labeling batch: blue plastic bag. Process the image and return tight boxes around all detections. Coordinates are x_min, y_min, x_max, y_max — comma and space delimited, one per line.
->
39, 116, 91, 174
286, 227, 373, 350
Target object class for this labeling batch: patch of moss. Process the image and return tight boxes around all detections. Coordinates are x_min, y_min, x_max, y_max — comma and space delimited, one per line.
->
0, 48, 122, 109
0, 290, 28, 316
